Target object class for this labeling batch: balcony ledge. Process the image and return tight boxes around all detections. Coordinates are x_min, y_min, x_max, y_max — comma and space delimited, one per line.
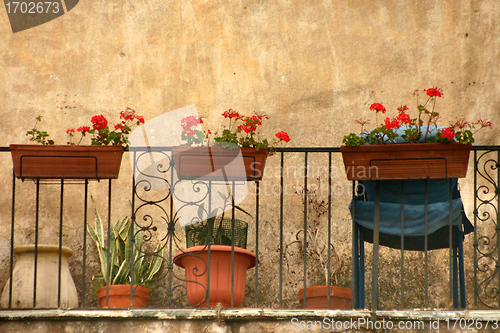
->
1, 308, 500, 321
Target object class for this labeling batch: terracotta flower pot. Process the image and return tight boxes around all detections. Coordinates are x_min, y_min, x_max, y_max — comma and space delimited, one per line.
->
97, 285, 150, 308
299, 286, 352, 310
174, 245, 256, 307
10, 144, 124, 180
340, 143, 472, 180
0, 244, 78, 309
172, 146, 268, 181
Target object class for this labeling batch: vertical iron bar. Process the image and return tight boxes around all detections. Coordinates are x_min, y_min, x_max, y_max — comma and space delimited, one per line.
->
255, 181, 260, 306
448, 179, 454, 307
302, 152, 308, 308
230, 180, 236, 308
131, 152, 139, 307
33, 179, 40, 308
400, 181, 405, 309
327, 152, 332, 308
360, 227, 365, 309
497, 150, 500, 308
57, 179, 64, 308
473, 149, 478, 308
279, 152, 284, 307
105, 179, 112, 307
206, 180, 212, 308
424, 179, 429, 307
81, 179, 89, 307
453, 246, 459, 307
8, 171, 16, 308
372, 181, 381, 313
352, 181, 359, 309
129, 176, 136, 308
459, 234, 466, 308
168, 151, 175, 308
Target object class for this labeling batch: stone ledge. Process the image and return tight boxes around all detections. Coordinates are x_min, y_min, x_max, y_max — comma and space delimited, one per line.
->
1, 308, 500, 321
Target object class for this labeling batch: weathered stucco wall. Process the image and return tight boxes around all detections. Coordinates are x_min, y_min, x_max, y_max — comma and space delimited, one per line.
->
0, 0, 499, 311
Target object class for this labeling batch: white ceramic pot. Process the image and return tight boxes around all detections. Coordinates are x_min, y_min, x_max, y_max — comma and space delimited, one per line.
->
1, 244, 79, 308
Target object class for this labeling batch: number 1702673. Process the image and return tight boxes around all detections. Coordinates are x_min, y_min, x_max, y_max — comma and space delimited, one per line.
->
5, 2, 61, 14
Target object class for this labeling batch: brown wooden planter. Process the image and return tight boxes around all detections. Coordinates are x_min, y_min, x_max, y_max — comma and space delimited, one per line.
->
299, 286, 352, 310
10, 144, 124, 180
340, 143, 472, 180
172, 146, 268, 181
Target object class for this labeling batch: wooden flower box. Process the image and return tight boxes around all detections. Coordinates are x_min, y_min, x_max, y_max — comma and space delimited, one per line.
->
172, 146, 268, 181
10, 144, 124, 180
340, 143, 472, 180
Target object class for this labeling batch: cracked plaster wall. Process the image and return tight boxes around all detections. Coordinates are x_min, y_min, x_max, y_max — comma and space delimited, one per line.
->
0, 0, 499, 310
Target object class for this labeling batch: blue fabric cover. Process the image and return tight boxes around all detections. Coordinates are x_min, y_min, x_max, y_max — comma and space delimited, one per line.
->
350, 179, 472, 237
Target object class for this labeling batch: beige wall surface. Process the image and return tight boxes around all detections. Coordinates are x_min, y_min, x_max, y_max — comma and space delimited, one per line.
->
0, 0, 498, 146
0, 0, 499, 310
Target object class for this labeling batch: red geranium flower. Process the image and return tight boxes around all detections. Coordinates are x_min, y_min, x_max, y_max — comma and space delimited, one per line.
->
222, 109, 242, 119
477, 118, 492, 129
238, 124, 252, 134
425, 87, 443, 97
397, 105, 409, 113
66, 128, 75, 133
396, 113, 411, 125
384, 117, 400, 130
181, 115, 202, 132
441, 128, 455, 140
275, 131, 290, 143
370, 103, 386, 113
77, 126, 91, 133
91, 115, 108, 131
120, 108, 136, 121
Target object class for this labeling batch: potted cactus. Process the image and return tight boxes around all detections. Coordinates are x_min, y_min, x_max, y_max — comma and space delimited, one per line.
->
87, 204, 163, 308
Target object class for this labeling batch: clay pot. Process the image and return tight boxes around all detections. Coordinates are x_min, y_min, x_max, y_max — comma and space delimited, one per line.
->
0, 244, 78, 309
174, 245, 256, 307
299, 286, 352, 310
97, 285, 150, 308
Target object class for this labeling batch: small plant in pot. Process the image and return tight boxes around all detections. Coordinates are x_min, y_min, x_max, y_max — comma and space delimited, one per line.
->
285, 179, 352, 310
174, 193, 256, 308
87, 203, 163, 308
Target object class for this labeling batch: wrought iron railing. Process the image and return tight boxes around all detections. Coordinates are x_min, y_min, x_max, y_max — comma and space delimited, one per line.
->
0, 146, 498, 310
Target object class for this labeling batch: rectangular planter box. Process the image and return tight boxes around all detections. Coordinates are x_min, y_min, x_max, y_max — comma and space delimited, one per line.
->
172, 146, 268, 181
340, 143, 472, 180
10, 144, 124, 180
